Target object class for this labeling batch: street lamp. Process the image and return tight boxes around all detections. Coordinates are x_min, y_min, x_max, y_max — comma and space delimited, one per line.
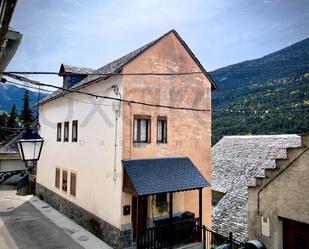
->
17, 129, 44, 162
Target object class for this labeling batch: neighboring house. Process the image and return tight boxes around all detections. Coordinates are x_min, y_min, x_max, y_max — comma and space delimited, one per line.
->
248, 134, 309, 249
0, 27, 22, 72
0, 130, 26, 184
37, 30, 216, 248
211, 134, 302, 242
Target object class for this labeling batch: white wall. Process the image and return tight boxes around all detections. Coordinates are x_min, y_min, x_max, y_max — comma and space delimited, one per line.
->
37, 76, 124, 229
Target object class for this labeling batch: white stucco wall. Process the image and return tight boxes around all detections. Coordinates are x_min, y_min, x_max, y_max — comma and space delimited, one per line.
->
37, 76, 124, 229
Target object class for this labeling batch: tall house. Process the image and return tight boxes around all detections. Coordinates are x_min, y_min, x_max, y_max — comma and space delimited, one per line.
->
37, 30, 216, 248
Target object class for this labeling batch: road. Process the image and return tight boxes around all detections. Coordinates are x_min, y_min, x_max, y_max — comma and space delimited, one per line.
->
0, 186, 111, 249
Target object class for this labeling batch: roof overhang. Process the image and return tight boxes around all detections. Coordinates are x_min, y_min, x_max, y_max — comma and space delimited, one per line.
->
123, 157, 210, 196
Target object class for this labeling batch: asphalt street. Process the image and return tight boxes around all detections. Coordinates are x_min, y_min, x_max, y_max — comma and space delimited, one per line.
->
0, 186, 111, 249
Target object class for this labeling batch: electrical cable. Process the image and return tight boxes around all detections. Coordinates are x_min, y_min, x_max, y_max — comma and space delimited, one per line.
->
3, 73, 212, 112
2, 63, 309, 75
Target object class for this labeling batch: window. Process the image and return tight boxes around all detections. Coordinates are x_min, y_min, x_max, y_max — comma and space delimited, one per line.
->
70, 172, 77, 196
57, 123, 62, 142
156, 193, 168, 212
55, 168, 60, 188
72, 120, 78, 142
64, 122, 69, 142
62, 170, 68, 192
157, 116, 167, 143
133, 115, 151, 143
156, 193, 167, 206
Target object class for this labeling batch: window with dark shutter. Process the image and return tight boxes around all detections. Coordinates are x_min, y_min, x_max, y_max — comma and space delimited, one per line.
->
62, 170, 68, 192
133, 115, 151, 143
57, 123, 62, 142
70, 172, 77, 196
64, 122, 69, 142
55, 168, 60, 188
157, 116, 167, 143
72, 120, 78, 142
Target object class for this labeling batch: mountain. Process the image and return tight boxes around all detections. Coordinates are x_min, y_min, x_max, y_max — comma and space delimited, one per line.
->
0, 83, 48, 113
210, 37, 309, 145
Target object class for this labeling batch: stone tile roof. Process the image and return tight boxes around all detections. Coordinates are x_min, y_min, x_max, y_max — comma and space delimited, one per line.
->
123, 157, 209, 196
59, 64, 95, 75
40, 29, 216, 104
211, 135, 302, 241
0, 130, 24, 154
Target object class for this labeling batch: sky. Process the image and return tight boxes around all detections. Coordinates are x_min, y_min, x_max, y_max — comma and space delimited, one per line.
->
7, 0, 309, 86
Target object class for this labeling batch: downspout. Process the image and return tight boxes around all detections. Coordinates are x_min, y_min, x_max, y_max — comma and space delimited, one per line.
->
257, 147, 309, 215
112, 85, 121, 181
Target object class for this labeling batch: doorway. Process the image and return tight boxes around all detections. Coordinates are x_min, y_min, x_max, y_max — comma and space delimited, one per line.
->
132, 196, 148, 238
283, 218, 309, 249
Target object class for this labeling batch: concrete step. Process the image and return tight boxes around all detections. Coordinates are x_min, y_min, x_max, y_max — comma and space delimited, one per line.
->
176, 242, 203, 249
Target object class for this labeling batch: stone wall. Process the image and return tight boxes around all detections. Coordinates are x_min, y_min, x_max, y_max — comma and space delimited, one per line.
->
36, 183, 132, 248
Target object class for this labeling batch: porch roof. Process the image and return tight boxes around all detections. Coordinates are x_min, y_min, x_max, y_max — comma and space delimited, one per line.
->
122, 157, 209, 196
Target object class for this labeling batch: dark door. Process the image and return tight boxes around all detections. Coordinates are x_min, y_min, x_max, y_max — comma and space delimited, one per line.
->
283, 219, 309, 249
132, 196, 148, 238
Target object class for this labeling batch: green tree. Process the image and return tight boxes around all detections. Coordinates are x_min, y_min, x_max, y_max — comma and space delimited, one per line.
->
20, 90, 33, 128
7, 104, 19, 129
0, 112, 8, 141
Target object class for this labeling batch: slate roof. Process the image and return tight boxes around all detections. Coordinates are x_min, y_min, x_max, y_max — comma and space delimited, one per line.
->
0, 122, 38, 155
59, 64, 95, 76
0, 130, 24, 154
123, 157, 209, 196
211, 135, 302, 241
40, 29, 216, 104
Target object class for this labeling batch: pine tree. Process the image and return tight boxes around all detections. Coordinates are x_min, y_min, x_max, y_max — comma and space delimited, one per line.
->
20, 90, 33, 128
0, 112, 8, 141
7, 104, 19, 129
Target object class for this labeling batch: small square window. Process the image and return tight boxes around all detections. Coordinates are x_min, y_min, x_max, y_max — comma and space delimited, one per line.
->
157, 116, 167, 143
133, 115, 151, 143
64, 122, 69, 142
57, 123, 62, 142
72, 120, 78, 142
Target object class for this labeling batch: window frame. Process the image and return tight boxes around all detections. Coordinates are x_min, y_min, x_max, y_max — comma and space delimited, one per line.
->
55, 168, 60, 188
133, 115, 151, 143
157, 116, 167, 143
57, 123, 62, 142
70, 172, 77, 196
72, 120, 78, 142
64, 121, 69, 142
62, 170, 68, 192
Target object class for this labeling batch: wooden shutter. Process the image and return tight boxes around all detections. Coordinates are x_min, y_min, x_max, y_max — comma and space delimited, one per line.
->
62, 170, 68, 191
57, 123, 62, 142
64, 122, 69, 142
70, 172, 76, 196
55, 168, 60, 188
72, 120, 78, 142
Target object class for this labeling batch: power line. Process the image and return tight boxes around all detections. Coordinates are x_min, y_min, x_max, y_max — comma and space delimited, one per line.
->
3, 71, 204, 76
2, 63, 309, 76
3, 77, 309, 114
3, 74, 212, 112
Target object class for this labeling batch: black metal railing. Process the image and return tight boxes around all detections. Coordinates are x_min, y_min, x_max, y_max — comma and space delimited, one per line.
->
137, 220, 245, 249
137, 217, 200, 249
201, 225, 245, 249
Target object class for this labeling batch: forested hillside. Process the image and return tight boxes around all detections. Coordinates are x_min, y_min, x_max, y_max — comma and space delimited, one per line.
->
210, 38, 309, 145
0, 83, 47, 113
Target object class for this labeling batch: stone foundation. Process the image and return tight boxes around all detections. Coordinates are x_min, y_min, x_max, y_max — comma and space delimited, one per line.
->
36, 183, 132, 248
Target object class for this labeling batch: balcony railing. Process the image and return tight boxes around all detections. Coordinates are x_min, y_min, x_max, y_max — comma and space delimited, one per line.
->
137, 218, 245, 249
137, 217, 200, 249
